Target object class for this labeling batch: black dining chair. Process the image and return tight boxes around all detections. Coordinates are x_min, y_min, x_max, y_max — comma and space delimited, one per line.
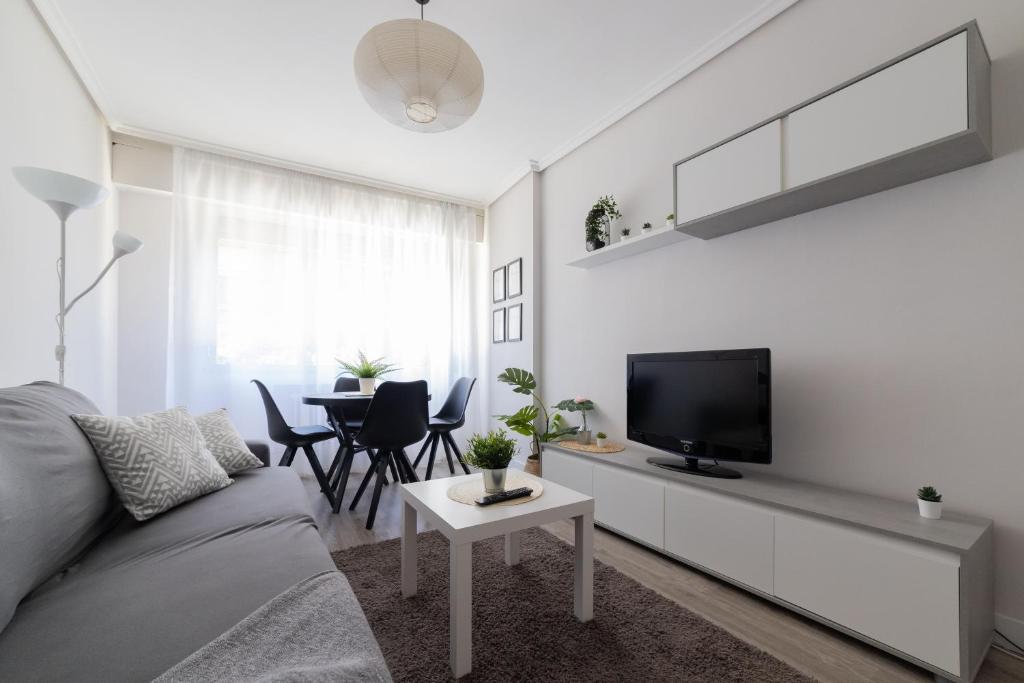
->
325, 376, 371, 494
252, 379, 338, 509
412, 377, 476, 479
345, 380, 428, 527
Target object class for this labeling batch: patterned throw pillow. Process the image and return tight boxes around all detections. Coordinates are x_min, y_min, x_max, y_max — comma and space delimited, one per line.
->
72, 407, 232, 521
194, 408, 263, 474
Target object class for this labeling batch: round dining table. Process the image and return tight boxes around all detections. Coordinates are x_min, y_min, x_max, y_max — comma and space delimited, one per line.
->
301, 390, 432, 510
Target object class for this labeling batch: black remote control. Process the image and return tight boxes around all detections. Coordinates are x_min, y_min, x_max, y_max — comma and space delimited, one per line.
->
475, 487, 533, 506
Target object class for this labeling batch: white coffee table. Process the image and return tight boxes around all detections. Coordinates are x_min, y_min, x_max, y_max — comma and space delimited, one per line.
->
398, 472, 595, 679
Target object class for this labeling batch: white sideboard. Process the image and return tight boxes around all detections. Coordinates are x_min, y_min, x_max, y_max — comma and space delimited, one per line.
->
673, 21, 991, 240
542, 443, 993, 683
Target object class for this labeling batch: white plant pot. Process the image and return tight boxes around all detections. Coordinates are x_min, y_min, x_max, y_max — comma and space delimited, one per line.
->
918, 499, 942, 519
358, 377, 376, 395
620, 234, 631, 242
482, 468, 508, 494
641, 228, 652, 236
596, 437, 608, 448
665, 219, 674, 229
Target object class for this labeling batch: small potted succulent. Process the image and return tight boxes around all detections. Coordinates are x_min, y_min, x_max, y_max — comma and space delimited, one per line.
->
665, 213, 675, 229
596, 431, 608, 448
554, 396, 595, 444
620, 226, 632, 242
464, 429, 518, 493
337, 351, 399, 394
917, 486, 943, 519
641, 221, 653, 235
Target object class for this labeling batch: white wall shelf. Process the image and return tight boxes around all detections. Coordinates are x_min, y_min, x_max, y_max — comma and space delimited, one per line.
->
566, 226, 690, 269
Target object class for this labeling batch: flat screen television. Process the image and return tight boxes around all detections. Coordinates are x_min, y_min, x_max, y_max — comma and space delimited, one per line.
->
627, 348, 771, 479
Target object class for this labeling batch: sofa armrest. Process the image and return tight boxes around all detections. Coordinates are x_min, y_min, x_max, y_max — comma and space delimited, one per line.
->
245, 440, 271, 467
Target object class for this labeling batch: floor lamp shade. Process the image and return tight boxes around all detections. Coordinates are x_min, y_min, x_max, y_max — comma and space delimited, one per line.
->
12, 166, 109, 221
354, 18, 484, 133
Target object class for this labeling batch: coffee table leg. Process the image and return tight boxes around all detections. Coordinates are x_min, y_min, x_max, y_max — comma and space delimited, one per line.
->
504, 530, 521, 566
574, 512, 594, 622
450, 541, 472, 678
401, 502, 417, 598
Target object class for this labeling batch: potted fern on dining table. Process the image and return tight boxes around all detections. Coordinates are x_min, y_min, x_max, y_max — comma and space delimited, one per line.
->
336, 351, 399, 394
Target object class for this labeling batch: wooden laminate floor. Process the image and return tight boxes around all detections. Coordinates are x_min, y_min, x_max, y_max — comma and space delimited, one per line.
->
293, 455, 1024, 683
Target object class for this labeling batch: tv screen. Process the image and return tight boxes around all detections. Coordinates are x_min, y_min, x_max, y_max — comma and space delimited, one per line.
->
627, 349, 771, 472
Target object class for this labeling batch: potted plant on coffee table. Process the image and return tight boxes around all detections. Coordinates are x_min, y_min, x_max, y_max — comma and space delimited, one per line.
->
554, 396, 596, 444
463, 429, 518, 493
917, 485, 943, 519
495, 368, 578, 475
337, 351, 399, 394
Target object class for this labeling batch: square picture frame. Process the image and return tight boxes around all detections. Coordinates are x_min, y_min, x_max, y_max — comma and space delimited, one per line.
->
492, 266, 506, 303
492, 308, 506, 343
506, 257, 523, 299
507, 303, 523, 342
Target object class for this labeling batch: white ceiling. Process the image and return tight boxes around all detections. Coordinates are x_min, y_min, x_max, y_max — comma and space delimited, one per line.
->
37, 0, 797, 206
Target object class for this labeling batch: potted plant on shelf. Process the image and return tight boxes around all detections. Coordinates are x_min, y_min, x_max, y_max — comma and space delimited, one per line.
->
620, 227, 632, 241
337, 351, 399, 395
641, 221, 653, 235
584, 195, 622, 251
917, 486, 943, 519
495, 368, 578, 476
665, 213, 675, 229
463, 429, 518, 493
554, 396, 596, 444
596, 431, 608, 448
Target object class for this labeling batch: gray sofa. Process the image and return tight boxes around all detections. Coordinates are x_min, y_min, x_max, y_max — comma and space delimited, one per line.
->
0, 382, 387, 681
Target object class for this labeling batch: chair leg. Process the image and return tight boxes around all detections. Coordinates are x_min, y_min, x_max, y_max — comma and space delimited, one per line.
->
326, 443, 345, 483
398, 448, 419, 483
350, 449, 382, 511
426, 433, 441, 480
441, 433, 456, 474
279, 445, 297, 467
331, 448, 357, 513
302, 445, 336, 510
446, 433, 471, 475
388, 457, 400, 483
412, 436, 431, 469
366, 450, 390, 530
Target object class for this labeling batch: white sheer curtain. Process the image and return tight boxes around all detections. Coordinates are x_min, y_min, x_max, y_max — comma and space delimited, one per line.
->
167, 148, 488, 452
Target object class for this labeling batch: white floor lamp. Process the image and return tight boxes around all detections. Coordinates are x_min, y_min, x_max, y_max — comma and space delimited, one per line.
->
12, 166, 143, 385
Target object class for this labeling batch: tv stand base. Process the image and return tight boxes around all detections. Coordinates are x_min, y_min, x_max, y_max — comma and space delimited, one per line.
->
647, 456, 742, 479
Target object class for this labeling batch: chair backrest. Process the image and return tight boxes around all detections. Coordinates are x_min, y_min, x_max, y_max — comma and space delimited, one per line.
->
251, 380, 293, 443
434, 377, 476, 427
356, 380, 428, 450
333, 376, 360, 392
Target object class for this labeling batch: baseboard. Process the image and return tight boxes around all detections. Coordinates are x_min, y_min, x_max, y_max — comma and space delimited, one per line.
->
995, 613, 1024, 653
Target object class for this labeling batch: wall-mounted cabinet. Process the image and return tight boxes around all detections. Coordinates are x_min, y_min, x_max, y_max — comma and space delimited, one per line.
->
673, 21, 991, 240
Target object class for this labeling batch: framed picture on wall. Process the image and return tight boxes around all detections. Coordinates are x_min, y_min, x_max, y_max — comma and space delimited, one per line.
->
492, 266, 506, 303
492, 308, 506, 343
507, 303, 523, 342
506, 257, 523, 298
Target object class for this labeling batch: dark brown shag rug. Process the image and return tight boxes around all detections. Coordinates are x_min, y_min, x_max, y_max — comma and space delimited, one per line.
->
332, 528, 813, 682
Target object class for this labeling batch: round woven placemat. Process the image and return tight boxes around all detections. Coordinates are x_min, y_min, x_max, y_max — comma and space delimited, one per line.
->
557, 440, 625, 454
447, 471, 544, 507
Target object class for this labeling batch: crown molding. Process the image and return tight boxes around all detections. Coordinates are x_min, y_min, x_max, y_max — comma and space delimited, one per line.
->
113, 125, 486, 209
482, 0, 802, 204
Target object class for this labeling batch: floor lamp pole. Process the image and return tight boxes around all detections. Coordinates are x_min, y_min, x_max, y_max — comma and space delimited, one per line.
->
57, 217, 67, 385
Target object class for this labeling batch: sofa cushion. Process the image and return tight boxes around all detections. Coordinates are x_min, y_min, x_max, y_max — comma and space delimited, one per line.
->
0, 382, 120, 634
0, 468, 337, 682
195, 408, 263, 474
72, 407, 233, 521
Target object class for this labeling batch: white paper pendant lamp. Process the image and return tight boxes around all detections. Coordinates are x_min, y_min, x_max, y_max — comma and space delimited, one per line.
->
354, 1, 483, 133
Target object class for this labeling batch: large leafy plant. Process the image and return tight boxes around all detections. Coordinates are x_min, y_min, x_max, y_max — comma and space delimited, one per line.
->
553, 397, 595, 432
336, 351, 399, 379
584, 195, 622, 246
495, 368, 578, 455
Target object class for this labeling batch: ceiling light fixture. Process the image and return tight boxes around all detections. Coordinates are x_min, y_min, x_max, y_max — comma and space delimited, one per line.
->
353, 0, 484, 133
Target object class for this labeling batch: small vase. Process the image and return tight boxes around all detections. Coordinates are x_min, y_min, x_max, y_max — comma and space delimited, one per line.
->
358, 377, 376, 395
641, 227, 652, 236
665, 219, 674, 230
918, 499, 942, 519
596, 437, 608, 448
576, 430, 591, 445
620, 234, 631, 242
482, 468, 508, 494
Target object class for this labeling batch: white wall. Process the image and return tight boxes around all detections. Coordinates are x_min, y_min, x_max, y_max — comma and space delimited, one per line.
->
536, 0, 1024, 637
0, 0, 116, 411
487, 172, 541, 455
